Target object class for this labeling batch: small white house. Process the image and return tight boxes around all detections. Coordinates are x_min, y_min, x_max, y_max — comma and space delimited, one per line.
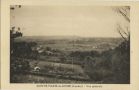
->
45, 51, 53, 55
33, 66, 40, 72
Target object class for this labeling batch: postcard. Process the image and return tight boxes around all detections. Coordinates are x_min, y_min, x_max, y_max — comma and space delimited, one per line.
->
1, 0, 139, 90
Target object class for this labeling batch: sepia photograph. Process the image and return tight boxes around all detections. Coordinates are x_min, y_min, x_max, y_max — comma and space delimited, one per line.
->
10, 5, 130, 84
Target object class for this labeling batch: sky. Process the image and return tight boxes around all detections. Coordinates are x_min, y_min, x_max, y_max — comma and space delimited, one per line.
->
10, 6, 129, 37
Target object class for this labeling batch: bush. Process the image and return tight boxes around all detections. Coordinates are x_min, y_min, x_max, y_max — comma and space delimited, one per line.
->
10, 58, 30, 74
86, 69, 113, 81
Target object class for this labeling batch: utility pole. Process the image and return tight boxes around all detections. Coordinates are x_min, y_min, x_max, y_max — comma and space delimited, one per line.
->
72, 40, 74, 71
72, 16, 74, 72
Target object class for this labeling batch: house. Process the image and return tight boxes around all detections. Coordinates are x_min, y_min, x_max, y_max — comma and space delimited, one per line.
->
33, 66, 40, 72
45, 51, 53, 55
38, 49, 44, 53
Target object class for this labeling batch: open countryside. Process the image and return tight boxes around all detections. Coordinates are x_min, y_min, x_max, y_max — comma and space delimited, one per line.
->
10, 36, 130, 83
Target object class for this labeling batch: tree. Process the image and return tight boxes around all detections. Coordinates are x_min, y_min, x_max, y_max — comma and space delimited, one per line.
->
110, 6, 130, 83
10, 27, 23, 54
115, 6, 130, 41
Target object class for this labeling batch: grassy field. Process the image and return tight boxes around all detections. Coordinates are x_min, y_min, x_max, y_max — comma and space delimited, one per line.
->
30, 60, 89, 80
30, 61, 84, 73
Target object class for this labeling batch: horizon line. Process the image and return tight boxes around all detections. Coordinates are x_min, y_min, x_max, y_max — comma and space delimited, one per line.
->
22, 35, 122, 38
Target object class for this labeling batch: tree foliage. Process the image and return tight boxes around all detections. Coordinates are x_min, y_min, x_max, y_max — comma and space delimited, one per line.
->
115, 6, 130, 41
